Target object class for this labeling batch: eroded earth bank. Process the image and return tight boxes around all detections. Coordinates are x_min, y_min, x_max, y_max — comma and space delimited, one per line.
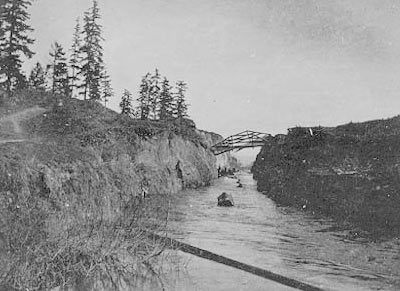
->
252, 118, 400, 237
0, 91, 237, 290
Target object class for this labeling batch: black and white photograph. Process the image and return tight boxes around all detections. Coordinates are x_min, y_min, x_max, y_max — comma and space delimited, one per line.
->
1, 0, 400, 290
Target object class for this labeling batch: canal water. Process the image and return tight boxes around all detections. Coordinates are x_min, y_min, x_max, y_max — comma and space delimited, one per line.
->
160, 171, 400, 291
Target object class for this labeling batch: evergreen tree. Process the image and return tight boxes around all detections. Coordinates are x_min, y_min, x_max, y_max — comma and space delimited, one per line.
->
0, 0, 35, 93
149, 68, 161, 119
69, 17, 82, 98
101, 69, 113, 106
120, 89, 133, 115
79, 0, 104, 100
137, 73, 151, 120
159, 77, 174, 120
174, 81, 189, 118
28, 62, 47, 91
131, 107, 140, 119
48, 42, 69, 95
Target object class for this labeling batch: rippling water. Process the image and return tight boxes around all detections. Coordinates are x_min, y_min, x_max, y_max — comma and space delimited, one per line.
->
164, 171, 400, 291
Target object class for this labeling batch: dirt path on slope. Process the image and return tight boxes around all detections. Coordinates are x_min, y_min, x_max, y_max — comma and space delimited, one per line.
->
0, 106, 47, 144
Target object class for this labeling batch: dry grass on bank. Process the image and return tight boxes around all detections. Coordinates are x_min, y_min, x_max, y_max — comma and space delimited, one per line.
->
0, 165, 171, 290
0, 150, 171, 290
0, 90, 190, 290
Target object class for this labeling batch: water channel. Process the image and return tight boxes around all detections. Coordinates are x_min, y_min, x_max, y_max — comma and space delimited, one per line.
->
145, 171, 400, 290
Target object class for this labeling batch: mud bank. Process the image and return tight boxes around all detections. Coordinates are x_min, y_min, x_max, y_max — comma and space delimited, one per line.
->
252, 118, 400, 236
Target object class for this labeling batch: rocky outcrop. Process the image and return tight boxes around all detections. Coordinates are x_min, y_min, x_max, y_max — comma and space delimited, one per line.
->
134, 131, 217, 194
252, 119, 400, 235
217, 192, 234, 207
198, 130, 240, 170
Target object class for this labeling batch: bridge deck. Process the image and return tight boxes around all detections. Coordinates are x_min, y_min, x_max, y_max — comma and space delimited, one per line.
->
210, 130, 270, 155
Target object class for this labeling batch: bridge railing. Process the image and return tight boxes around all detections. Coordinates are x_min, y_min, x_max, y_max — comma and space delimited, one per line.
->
210, 130, 270, 155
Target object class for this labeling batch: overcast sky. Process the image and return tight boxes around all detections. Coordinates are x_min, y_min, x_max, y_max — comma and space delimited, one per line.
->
26, 0, 400, 162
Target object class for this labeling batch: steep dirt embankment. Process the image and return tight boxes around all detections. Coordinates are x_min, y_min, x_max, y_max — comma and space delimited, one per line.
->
0, 95, 223, 290
252, 118, 400, 236
0, 99, 219, 222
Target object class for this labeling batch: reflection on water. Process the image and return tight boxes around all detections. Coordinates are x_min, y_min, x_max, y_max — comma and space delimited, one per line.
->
165, 171, 400, 291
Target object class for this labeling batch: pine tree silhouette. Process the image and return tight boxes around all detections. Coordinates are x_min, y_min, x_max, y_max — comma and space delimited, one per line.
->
69, 17, 82, 98
48, 42, 69, 96
0, 0, 35, 93
29, 62, 47, 91
174, 81, 189, 118
79, 0, 104, 100
101, 70, 113, 106
159, 77, 174, 120
120, 89, 133, 116
137, 73, 151, 120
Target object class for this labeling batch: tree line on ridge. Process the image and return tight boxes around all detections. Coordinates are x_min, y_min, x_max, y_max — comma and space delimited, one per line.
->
0, 0, 189, 120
